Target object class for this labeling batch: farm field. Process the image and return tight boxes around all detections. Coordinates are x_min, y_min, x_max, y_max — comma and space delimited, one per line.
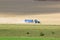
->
0, 0, 60, 40
0, 24, 60, 40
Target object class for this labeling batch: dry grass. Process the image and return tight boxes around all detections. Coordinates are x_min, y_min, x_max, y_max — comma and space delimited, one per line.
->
0, 13, 60, 25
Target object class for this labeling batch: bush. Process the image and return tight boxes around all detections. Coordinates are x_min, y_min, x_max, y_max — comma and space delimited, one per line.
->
52, 32, 55, 34
40, 32, 44, 36
26, 32, 30, 34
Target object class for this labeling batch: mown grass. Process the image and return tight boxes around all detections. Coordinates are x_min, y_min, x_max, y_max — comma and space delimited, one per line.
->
0, 24, 60, 29
0, 37, 60, 40
0, 24, 59, 37
0, 24, 59, 40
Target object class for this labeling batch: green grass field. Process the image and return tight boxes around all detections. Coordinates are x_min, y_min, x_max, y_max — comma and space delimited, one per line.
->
0, 24, 60, 40
0, 37, 60, 40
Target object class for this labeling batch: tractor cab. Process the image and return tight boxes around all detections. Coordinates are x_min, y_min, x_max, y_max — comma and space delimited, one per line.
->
34, 19, 40, 23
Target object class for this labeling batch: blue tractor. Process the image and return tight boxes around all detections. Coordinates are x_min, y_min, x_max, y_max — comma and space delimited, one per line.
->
24, 19, 40, 23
